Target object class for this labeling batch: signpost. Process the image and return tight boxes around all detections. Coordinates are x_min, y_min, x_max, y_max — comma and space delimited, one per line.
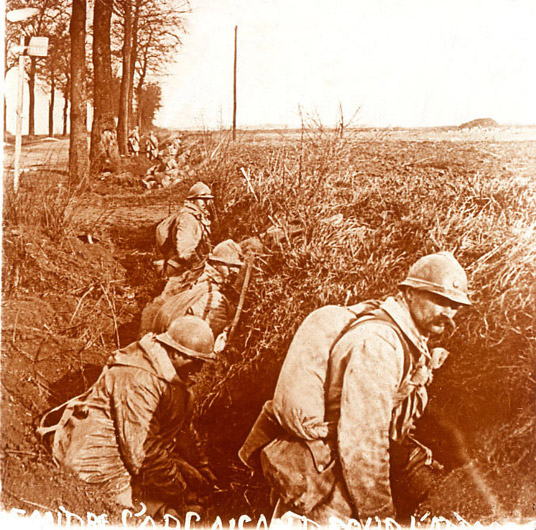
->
7, 8, 48, 193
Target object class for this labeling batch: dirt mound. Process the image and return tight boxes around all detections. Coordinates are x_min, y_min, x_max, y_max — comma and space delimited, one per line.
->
459, 118, 499, 129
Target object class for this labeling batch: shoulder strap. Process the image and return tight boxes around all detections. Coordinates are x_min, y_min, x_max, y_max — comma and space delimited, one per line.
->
329, 307, 414, 380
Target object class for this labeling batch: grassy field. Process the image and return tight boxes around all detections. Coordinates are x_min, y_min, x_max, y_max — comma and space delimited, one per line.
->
1, 126, 535, 526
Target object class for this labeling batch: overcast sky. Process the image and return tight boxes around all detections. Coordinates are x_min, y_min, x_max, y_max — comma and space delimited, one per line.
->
156, 0, 536, 130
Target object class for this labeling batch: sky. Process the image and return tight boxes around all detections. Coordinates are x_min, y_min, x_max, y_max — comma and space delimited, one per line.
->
155, 0, 536, 130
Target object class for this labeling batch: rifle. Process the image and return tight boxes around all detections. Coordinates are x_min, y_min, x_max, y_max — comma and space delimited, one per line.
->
227, 254, 254, 344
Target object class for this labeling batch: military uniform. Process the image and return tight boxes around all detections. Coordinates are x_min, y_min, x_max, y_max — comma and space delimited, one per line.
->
165, 202, 212, 276
242, 296, 442, 524
43, 335, 207, 509
141, 263, 233, 340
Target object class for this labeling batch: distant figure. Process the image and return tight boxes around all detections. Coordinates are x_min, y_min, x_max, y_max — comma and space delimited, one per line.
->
128, 126, 140, 156
167, 136, 182, 158
146, 131, 159, 160
101, 128, 116, 161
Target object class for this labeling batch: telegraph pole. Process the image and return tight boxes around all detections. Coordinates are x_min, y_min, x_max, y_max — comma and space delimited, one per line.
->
232, 25, 237, 141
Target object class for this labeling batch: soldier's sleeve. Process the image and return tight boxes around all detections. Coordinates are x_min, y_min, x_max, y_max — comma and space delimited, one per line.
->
337, 323, 405, 521
174, 213, 202, 262
110, 369, 188, 496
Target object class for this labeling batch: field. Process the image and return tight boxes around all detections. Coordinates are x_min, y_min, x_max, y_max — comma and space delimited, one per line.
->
2, 126, 535, 527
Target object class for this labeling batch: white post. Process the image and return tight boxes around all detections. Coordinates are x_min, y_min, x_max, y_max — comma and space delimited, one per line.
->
14, 35, 26, 193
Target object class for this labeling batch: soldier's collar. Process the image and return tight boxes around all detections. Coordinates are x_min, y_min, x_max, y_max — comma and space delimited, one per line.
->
139, 334, 185, 383
381, 296, 430, 359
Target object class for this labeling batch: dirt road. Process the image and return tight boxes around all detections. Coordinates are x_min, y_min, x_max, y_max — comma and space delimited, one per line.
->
3, 137, 70, 176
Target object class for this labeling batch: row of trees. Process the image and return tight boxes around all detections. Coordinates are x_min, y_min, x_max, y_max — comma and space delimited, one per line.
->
4, 0, 189, 183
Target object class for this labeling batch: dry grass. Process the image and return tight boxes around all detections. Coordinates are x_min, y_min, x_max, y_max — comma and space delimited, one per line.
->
189, 129, 536, 520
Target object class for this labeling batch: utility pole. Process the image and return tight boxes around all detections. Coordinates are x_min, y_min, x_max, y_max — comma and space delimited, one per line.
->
232, 25, 237, 141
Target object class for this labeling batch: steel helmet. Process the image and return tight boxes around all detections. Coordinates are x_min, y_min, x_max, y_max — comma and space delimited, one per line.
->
187, 182, 214, 200
208, 239, 244, 267
156, 316, 216, 361
399, 252, 471, 305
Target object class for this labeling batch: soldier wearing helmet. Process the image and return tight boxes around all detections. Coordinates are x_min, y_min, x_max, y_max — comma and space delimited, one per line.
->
245, 252, 470, 526
141, 239, 246, 353
39, 316, 217, 518
159, 182, 215, 277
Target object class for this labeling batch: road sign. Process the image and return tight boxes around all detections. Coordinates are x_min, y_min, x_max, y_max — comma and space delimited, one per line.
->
28, 37, 49, 57
6, 8, 39, 22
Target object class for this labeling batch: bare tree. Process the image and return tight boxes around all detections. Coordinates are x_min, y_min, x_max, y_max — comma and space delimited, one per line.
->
36, 15, 70, 136
116, 0, 133, 155
69, 0, 89, 186
131, 0, 189, 129
137, 82, 162, 130
6, 0, 64, 136
90, 0, 120, 173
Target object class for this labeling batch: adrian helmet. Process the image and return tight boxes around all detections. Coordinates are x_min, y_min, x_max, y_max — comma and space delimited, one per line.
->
208, 239, 244, 268
187, 182, 214, 200
399, 252, 471, 306
156, 316, 216, 361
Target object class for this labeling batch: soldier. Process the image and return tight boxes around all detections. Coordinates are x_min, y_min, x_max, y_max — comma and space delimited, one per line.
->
146, 130, 159, 160
141, 239, 245, 352
155, 182, 215, 278
38, 316, 218, 518
239, 252, 471, 525
128, 126, 140, 156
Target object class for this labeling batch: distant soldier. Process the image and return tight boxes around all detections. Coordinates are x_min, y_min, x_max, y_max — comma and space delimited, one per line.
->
167, 136, 182, 158
141, 240, 245, 353
154, 182, 215, 278
101, 128, 116, 161
38, 316, 218, 518
128, 126, 140, 156
146, 131, 159, 160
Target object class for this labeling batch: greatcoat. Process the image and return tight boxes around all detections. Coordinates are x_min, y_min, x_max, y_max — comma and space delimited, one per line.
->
48, 335, 204, 507
241, 295, 438, 523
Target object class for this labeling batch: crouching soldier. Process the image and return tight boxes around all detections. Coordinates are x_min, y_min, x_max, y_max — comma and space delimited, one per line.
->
38, 316, 218, 518
239, 252, 471, 525
140, 239, 245, 353
154, 182, 215, 279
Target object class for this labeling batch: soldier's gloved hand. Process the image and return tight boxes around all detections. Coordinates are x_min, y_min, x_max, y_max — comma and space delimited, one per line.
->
176, 460, 211, 490
198, 465, 218, 485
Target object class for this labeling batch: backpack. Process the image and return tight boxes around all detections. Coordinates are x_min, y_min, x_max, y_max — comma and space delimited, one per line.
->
271, 300, 412, 441
151, 281, 214, 334
238, 300, 416, 513
155, 213, 178, 256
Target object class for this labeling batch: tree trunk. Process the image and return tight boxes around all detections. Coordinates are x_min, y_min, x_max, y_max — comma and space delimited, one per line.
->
135, 49, 148, 130
117, 0, 132, 156
90, 0, 120, 174
128, 0, 140, 128
28, 58, 36, 137
69, 0, 89, 187
49, 68, 55, 137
